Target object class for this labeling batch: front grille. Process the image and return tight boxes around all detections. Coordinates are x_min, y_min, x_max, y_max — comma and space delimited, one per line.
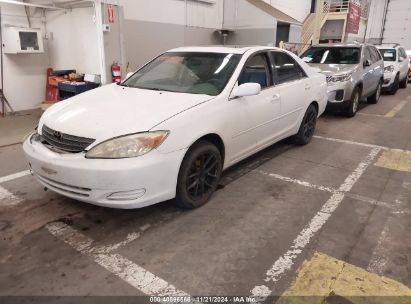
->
41, 125, 95, 153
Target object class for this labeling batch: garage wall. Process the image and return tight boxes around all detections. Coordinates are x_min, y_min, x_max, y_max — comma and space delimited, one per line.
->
46, 7, 100, 75
262, 0, 311, 22
118, 0, 223, 71
0, 4, 49, 111
223, 0, 277, 46
365, 0, 388, 44
382, 0, 411, 49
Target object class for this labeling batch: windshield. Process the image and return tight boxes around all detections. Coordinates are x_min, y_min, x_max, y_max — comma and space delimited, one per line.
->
301, 47, 360, 64
122, 52, 242, 96
379, 49, 396, 62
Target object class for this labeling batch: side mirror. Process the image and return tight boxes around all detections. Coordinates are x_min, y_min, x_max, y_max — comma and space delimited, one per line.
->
363, 59, 372, 67
231, 83, 261, 98
126, 72, 134, 79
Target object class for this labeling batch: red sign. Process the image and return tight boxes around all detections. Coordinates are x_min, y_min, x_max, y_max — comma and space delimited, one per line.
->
346, 1, 361, 34
108, 4, 115, 24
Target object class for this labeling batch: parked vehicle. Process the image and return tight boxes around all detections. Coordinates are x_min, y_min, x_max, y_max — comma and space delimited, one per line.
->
406, 50, 411, 82
301, 43, 384, 117
23, 46, 327, 209
376, 45, 409, 94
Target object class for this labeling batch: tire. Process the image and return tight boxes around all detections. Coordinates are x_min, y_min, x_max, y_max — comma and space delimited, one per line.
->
175, 140, 222, 209
345, 87, 360, 117
292, 104, 318, 145
367, 80, 382, 104
388, 74, 400, 95
399, 76, 408, 89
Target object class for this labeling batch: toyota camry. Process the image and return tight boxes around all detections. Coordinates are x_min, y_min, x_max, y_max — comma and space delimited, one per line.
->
23, 46, 327, 209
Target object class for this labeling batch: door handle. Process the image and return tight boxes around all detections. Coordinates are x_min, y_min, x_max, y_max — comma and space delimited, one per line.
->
305, 84, 311, 90
271, 93, 280, 102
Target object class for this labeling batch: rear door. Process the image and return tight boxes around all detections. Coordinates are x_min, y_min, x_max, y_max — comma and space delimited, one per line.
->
369, 46, 383, 87
362, 46, 375, 96
399, 48, 409, 80
270, 51, 309, 136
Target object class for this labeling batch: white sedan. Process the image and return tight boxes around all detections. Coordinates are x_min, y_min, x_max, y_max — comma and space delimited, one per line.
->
23, 46, 327, 209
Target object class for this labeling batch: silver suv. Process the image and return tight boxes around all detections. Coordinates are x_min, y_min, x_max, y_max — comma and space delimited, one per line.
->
301, 43, 384, 117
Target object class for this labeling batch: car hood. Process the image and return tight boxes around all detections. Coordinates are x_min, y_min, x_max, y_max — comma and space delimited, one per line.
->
307, 63, 358, 75
39, 84, 214, 143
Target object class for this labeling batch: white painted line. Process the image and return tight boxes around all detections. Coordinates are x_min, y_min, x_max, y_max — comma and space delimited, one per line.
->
46, 222, 195, 300
250, 147, 381, 298
0, 185, 22, 207
255, 170, 336, 193
255, 169, 407, 213
99, 232, 141, 254
314, 135, 411, 153
367, 216, 391, 275
0, 170, 31, 184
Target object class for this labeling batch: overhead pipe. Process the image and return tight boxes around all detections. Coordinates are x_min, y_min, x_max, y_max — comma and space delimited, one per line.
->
0, 0, 63, 10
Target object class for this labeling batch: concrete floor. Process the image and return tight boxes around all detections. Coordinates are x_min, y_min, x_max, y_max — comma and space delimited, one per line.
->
0, 88, 411, 302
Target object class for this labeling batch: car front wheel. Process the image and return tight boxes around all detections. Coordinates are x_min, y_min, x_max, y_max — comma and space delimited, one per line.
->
175, 141, 222, 209
345, 87, 360, 117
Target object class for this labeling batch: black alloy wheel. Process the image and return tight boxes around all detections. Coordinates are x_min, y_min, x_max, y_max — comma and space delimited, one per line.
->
293, 104, 318, 145
175, 141, 222, 209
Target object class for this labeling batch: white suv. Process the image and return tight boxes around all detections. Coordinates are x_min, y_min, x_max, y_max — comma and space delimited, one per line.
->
376, 44, 409, 94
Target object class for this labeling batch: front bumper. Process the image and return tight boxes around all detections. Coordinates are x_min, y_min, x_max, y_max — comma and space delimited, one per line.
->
326, 81, 355, 104
382, 71, 396, 88
23, 138, 187, 209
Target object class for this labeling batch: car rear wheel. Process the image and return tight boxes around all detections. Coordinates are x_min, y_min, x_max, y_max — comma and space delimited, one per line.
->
175, 141, 222, 209
399, 76, 408, 89
292, 104, 318, 145
367, 81, 382, 104
345, 87, 360, 117
389, 74, 400, 95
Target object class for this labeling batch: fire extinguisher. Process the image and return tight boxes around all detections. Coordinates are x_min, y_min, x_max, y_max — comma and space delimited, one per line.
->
111, 62, 121, 83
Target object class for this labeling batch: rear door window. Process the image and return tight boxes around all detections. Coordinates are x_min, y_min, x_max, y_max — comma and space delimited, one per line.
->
370, 47, 382, 62
271, 51, 306, 84
364, 47, 373, 64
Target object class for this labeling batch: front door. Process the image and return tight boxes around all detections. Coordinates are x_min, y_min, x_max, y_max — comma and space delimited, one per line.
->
228, 52, 281, 164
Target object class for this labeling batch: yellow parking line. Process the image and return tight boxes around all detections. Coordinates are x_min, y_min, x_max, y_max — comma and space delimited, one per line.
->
374, 149, 411, 172
385, 100, 408, 118
276, 252, 411, 303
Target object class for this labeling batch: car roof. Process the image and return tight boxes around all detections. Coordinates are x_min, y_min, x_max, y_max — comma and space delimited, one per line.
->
375, 44, 401, 49
167, 45, 283, 54
311, 43, 363, 48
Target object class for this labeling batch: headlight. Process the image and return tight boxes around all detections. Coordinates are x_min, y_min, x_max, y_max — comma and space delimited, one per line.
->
384, 65, 394, 73
85, 131, 169, 159
327, 73, 352, 84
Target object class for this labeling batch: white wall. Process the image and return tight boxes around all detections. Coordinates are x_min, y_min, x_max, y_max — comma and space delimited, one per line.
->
0, 4, 49, 111
262, 0, 311, 22
46, 7, 100, 75
224, 0, 276, 29
365, 0, 387, 43
118, 0, 223, 29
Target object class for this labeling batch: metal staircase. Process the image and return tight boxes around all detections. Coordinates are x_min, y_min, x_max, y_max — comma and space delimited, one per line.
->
300, 0, 350, 54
